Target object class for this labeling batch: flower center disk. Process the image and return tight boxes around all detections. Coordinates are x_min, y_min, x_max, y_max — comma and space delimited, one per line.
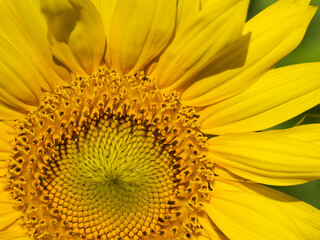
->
7, 68, 211, 240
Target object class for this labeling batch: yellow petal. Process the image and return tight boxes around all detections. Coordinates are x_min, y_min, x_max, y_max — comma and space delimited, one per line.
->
179, 33, 250, 99
155, 0, 249, 92
0, 104, 27, 121
0, 184, 20, 232
197, 236, 210, 240
0, 121, 15, 135
0, 37, 43, 119
214, 164, 254, 183
0, 221, 28, 239
199, 63, 320, 134
198, 216, 228, 240
204, 178, 304, 240
176, 0, 201, 29
0, 0, 69, 91
0, 211, 20, 232
90, 0, 117, 69
0, 160, 8, 169
0, 139, 11, 153
107, 0, 177, 75
0, 122, 14, 154
200, 0, 216, 8
180, 0, 316, 107
177, 0, 235, 30
214, 178, 320, 240
208, 131, 320, 186
0, 144, 11, 165
267, 124, 320, 146
41, 0, 106, 75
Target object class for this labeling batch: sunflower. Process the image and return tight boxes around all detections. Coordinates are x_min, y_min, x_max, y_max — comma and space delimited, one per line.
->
0, 0, 320, 239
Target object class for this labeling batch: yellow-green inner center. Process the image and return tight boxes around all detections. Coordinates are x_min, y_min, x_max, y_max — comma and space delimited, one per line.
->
49, 117, 174, 238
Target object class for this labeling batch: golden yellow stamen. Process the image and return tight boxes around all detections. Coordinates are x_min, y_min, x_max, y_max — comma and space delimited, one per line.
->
6, 67, 213, 239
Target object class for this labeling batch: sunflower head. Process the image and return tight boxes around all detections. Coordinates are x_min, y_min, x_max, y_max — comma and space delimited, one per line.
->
0, 0, 320, 240
6, 67, 214, 239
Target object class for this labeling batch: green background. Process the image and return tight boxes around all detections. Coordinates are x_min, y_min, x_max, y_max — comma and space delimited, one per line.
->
248, 0, 320, 208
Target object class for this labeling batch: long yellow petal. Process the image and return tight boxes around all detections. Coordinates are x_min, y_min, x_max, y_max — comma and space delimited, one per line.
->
106, 0, 177, 75
0, 122, 13, 167
41, 0, 106, 75
176, 0, 201, 29
155, 0, 249, 92
145, 0, 214, 76
0, 36, 43, 119
208, 131, 320, 186
0, 104, 27, 121
199, 63, 320, 134
266, 124, 320, 145
204, 179, 304, 240
180, 0, 316, 107
0, 0, 70, 91
0, 211, 20, 232
0, 184, 21, 232
0, 139, 11, 153
198, 216, 228, 240
214, 164, 254, 183
214, 178, 320, 239
0, 222, 28, 239
90, 0, 117, 39
197, 236, 210, 240
90, 0, 117, 69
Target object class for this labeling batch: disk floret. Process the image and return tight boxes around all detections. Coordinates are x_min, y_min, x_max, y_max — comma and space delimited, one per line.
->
6, 67, 212, 239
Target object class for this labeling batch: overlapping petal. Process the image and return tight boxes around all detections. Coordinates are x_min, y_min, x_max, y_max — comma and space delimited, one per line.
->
204, 178, 304, 240
41, 0, 106, 75
176, 0, 201, 29
0, 220, 27, 240
0, 185, 21, 233
198, 216, 228, 240
199, 63, 320, 134
0, 37, 43, 119
267, 124, 320, 145
242, 183, 320, 240
214, 164, 254, 182
0, 122, 14, 170
208, 178, 320, 239
154, 0, 249, 92
0, 0, 69, 92
90, 0, 117, 49
106, 0, 177, 75
181, 0, 316, 106
208, 130, 320, 186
